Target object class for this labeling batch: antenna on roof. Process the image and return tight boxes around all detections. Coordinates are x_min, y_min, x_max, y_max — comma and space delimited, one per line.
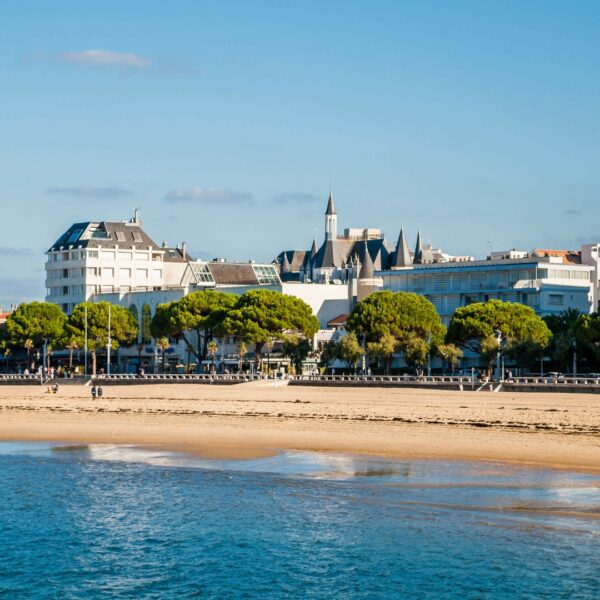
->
133, 207, 141, 225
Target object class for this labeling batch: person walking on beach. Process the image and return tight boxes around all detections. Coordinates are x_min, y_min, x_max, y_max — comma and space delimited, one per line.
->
91, 385, 97, 400
97, 385, 104, 399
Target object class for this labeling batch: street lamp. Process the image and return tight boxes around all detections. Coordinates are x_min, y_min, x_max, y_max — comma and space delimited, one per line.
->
494, 329, 503, 382
572, 339, 577, 376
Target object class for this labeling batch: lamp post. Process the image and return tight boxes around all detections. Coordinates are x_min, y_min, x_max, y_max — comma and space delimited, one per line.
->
494, 329, 503, 382
572, 340, 577, 376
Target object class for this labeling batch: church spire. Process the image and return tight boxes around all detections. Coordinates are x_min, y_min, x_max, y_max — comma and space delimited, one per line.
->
392, 226, 412, 268
414, 230, 423, 264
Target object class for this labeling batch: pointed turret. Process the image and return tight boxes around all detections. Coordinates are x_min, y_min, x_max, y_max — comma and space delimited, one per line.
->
391, 226, 412, 268
324, 189, 338, 240
325, 189, 336, 215
359, 241, 374, 279
310, 236, 317, 259
414, 230, 423, 264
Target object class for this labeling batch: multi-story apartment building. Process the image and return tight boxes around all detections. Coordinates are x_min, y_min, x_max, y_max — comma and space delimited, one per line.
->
379, 254, 594, 326
45, 211, 189, 314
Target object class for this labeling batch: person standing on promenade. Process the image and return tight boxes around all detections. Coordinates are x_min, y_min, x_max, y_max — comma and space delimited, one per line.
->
91, 385, 97, 400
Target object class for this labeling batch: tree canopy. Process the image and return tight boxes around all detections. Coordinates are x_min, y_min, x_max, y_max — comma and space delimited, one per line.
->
4, 302, 66, 350
151, 290, 237, 360
447, 300, 551, 370
347, 291, 445, 345
222, 289, 319, 362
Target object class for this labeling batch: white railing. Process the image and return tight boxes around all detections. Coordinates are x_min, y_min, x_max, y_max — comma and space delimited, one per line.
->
507, 376, 600, 386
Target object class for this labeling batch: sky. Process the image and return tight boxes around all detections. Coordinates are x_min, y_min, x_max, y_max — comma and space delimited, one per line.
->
1, 0, 599, 307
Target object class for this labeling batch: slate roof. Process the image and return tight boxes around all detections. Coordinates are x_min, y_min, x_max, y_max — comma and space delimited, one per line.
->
48, 221, 160, 252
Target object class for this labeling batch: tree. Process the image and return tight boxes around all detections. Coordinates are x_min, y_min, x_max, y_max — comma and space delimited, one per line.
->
151, 291, 236, 363
156, 337, 170, 373
141, 304, 152, 344
338, 333, 363, 372
66, 302, 138, 376
222, 290, 319, 369
238, 341, 247, 372
574, 312, 600, 370
319, 340, 341, 370
207, 339, 218, 373
347, 291, 445, 344
347, 291, 445, 371
282, 337, 312, 374
447, 300, 551, 373
435, 343, 463, 373
65, 339, 78, 370
401, 332, 430, 369
4, 302, 66, 358
367, 333, 398, 374
24, 339, 34, 368
544, 308, 580, 371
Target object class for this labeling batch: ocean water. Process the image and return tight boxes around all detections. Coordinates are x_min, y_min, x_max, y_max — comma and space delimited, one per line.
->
0, 443, 599, 599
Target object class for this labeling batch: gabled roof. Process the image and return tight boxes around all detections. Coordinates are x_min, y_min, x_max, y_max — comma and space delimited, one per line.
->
327, 314, 349, 327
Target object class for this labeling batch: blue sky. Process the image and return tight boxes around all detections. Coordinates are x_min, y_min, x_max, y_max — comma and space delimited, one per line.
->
1, 0, 598, 307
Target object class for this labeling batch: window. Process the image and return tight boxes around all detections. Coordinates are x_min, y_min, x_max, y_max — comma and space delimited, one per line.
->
136, 252, 149, 261
66, 229, 83, 244
548, 294, 564, 306
103, 268, 115, 278
120, 251, 133, 260
132, 231, 144, 243
62, 269, 69, 278
62, 286, 69, 295
116, 231, 126, 242
136, 268, 148, 279
61, 251, 69, 261
87, 250, 99, 259
119, 268, 131, 279
101, 250, 116, 260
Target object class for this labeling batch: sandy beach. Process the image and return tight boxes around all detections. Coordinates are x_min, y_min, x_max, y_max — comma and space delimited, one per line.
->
0, 382, 599, 471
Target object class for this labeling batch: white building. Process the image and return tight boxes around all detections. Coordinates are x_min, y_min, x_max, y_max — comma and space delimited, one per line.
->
379, 254, 594, 326
45, 211, 188, 314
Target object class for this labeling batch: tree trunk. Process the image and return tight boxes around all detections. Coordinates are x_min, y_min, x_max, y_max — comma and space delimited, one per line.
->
386, 355, 391, 375
69, 349, 73, 370
255, 342, 264, 372
91, 351, 97, 376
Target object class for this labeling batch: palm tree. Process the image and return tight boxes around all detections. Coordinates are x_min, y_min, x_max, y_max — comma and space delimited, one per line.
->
156, 337, 170, 373
24, 339, 34, 369
207, 340, 218, 374
66, 340, 78, 370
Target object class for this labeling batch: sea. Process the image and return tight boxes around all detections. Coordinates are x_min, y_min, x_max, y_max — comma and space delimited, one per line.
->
0, 442, 599, 599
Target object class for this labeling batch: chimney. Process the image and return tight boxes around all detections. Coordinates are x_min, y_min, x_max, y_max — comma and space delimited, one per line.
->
181, 242, 187, 260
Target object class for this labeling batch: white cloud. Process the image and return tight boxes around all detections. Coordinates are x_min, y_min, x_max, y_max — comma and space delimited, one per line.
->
56, 50, 151, 69
271, 192, 320, 205
46, 186, 133, 198
164, 187, 254, 206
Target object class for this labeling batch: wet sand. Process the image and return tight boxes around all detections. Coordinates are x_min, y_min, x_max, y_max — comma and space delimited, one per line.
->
0, 383, 599, 471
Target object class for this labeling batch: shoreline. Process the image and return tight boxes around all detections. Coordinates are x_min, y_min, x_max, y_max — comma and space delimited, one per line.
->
1, 383, 599, 472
